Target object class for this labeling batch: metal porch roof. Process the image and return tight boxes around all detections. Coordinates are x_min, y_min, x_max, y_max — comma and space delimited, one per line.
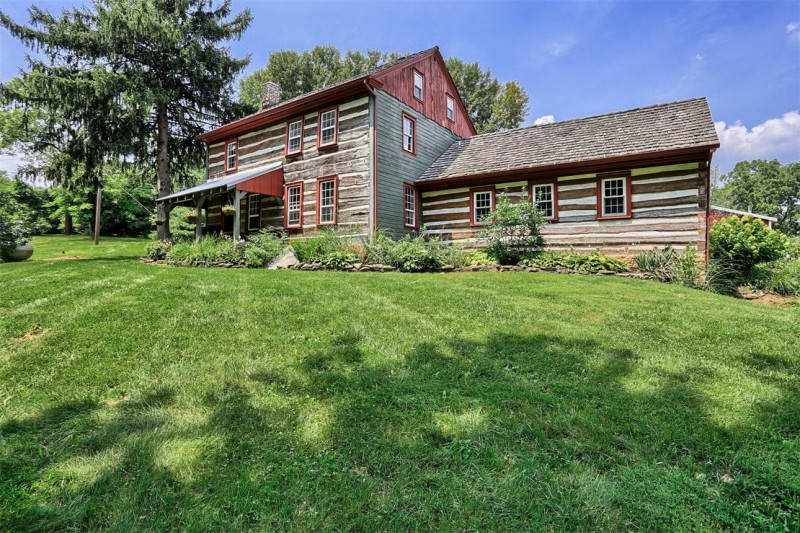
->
157, 162, 282, 203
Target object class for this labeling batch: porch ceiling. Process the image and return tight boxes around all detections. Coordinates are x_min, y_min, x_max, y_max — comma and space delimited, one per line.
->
157, 162, 283, 204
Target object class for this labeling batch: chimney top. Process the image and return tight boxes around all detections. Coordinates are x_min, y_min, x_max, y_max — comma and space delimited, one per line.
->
261, 81, 281, 110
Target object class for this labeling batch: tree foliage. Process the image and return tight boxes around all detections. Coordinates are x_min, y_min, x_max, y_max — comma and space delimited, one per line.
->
710, 215, 788, 276
238, 47, 530, 133
480, 195, 546, 265
0, 0, 252, 239
712, 159, 800, 235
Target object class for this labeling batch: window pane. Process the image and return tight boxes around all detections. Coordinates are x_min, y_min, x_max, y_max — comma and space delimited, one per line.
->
288, 121, 302, 152
320, 110, 336, 145
404, 187, 416, 226
287, 186, 301, 225
413, 72, 423, 100
446, 96, 454, 120
602, 178, 626, 216
403, 117, 414, 152
227, 142, 237, 169
534, 185, 554, 218
319, 180, 335, 223
474, 191, 492, 223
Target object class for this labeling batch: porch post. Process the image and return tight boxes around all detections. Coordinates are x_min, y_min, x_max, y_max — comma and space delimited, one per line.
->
194, 196, 207, 242
233, 189, 245, 241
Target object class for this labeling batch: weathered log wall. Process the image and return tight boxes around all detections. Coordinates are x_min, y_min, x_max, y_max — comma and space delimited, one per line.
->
206, 96, 372, 237
421, 162, 709, 255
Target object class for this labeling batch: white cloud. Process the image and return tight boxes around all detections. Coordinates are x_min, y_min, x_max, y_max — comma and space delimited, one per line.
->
695, 54, 704, 61
788, 21, 800, 40
542, 35, 580, 58
713, 111, 800, 172
533, 115, 556, 126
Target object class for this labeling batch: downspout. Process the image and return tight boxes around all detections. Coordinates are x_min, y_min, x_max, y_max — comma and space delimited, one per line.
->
364, 79, 378, 238
205, 143, 209, 182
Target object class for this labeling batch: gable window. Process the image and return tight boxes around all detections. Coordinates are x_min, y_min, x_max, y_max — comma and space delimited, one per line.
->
402, 113, 416, 155
284, 182, 303, 228
413, 69, 424, 101
532, 183, 557, 221
403, 183, 418, 229
599, 176, 630, 218
470, 187, 495, 226
286, 118, 303, 155
316, 176, 337, 225
317, 107, 338, 148
247, 194, 261, 231
446, 95, 455, 122
225, 140, 238, 172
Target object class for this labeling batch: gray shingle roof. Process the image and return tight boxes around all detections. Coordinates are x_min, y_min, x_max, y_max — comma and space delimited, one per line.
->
418, 97, 720, 182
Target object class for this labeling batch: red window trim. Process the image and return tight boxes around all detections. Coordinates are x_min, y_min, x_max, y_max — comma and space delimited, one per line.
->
283, 181, 304, 229
529, 181, 559, 222
445, 94, 456, 122
403, 182, 419, 229
401, 112, 417, 156
596, 173, 633, 220
316, 106, 338, 149
469, 186, 496, 227
315, 175, 338, 226
224, 138, 239, 173
285, 116, 304, 156
412, 68, 424, 103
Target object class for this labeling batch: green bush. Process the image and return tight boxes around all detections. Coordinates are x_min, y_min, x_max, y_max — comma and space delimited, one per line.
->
322, 250, 359, 270
479, 195, 547, 265
145, 240, 171, 260
457, 249, 498, 267
247, 230, 286, 260
749, 260, 800, 296
365, 229, 452, 272
292, 228, 348, 262
710, 216, 788, 278
634, 245, 703, 286
521, 251, 629, 273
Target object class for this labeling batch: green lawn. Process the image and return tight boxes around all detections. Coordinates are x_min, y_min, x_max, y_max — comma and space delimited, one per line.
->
1, 235, 798, 531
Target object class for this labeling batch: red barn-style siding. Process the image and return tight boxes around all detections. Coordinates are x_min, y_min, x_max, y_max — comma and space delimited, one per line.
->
709, 206, 775, 228
373, 49, 476, 138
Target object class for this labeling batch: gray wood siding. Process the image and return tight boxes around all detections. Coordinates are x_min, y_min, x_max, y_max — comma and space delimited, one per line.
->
375, 90, 459, 237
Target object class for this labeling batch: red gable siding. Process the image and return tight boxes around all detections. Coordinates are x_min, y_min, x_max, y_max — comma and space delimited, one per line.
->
373, 50, 476, 138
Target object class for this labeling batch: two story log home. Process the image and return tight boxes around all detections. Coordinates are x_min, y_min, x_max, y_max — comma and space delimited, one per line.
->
158, 46, 720, 256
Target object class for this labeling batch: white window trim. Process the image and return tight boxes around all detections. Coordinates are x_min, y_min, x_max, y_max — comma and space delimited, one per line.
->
413, 70, 424, 101
287, 119, 303, 154
319, 109, 337, 147
318, 179, 336, 224
247, 194, 261, 231
601, 177, 628, 217
446, 95, 455, 121
472, 190, 494, 225
533, 183, 556, 220
402, 115, 415, 154
226, 141, 237, 171
286, 185, 302, 227
404, 186, 417, 228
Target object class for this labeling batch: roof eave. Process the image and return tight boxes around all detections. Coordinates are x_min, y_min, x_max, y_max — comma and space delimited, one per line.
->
416, 144, 719, 190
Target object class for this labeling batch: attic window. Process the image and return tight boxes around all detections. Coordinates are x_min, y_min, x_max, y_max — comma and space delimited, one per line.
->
413, 70, 424, 101
446, 95, 455, 121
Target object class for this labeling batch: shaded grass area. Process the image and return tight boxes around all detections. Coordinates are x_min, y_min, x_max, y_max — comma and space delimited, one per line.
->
0, 236, 798, 530
27, 235, 148, 261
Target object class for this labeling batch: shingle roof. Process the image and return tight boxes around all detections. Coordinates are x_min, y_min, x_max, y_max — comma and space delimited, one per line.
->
418, 97, 720, 182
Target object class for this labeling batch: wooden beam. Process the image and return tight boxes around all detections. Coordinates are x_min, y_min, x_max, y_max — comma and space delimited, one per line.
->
194, 196, 207, 242
232, 189, 245, 241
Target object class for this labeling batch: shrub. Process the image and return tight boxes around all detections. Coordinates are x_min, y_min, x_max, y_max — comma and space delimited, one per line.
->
479, 195, 547, 265
634, 245, 703, 286
292, 228, 347, 263
749, 260, 800, 296
457, 249, 498, 267
710, 216, 788, 278
145, 240, 172, 260
247, 230, 286, 260
365, 229, 452, 272
521, 251, 629, 273
322, 250, 359, 270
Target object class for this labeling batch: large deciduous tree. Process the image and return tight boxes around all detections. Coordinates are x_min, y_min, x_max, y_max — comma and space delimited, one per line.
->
238, 47, 530, 134
0, 0, 252, 240
712, 159, 800, 235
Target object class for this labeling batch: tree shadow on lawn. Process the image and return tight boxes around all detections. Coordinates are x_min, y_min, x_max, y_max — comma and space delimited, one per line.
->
1, 333, 797, 530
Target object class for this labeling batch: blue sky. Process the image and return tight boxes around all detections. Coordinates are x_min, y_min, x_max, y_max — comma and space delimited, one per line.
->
1, 0, 799, 175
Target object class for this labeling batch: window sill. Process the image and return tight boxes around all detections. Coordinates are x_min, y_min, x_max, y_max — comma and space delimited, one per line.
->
597, 214, 632, 221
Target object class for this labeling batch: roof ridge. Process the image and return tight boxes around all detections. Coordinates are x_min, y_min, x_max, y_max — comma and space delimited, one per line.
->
464, 97, 710, 142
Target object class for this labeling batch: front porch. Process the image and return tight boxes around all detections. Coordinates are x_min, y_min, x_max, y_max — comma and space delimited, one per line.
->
157, 163, 284, 241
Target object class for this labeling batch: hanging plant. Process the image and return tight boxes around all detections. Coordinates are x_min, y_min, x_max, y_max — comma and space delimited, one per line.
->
185, 212, 198, 223
221, 205, 237, 216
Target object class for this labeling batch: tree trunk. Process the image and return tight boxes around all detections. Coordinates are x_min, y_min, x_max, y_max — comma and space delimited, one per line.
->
93, 175, 102, 245
64, 212, 73, 236
155, 103, 171, 241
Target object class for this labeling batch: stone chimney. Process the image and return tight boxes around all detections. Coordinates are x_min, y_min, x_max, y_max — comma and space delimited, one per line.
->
261, 81, 282, 110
